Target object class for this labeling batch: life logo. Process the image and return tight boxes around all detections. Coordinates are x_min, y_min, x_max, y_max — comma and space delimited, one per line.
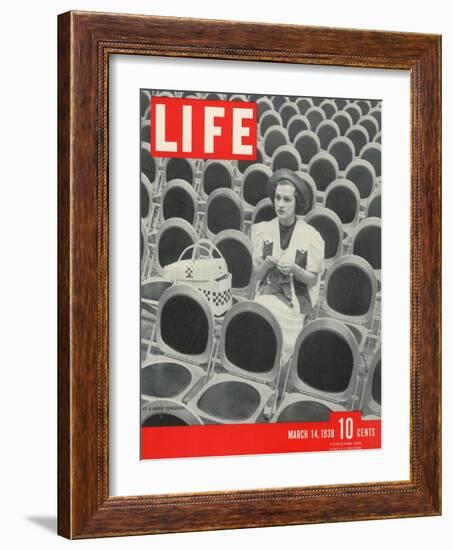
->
150, 96, 257, 160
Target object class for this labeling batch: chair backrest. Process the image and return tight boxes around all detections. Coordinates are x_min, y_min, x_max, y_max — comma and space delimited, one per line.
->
279, 101, 299, 127
156, 285, 214, 364
345, 124, 369, 156
213, 230, 255, 298
205, 188, 244, 237
305, 207, 343, 262
295, 97, 313, 115
141, 141, 157, 184
344, 103, 362, 125
242, 163, 273, 208
358, 115, 379, 140
220, 301, 283, 382
263, 126, 289, 158
237, 143, 264, 175
271, 144, 302, 173
165, 157, 195, 186
360, 143, 382, 178
257, 97, 274, 119
324, 255, 377, 324
369, 107, 382, 127
319, 99, 337, 119
201, 160, 234, 198
327, 136, 355, 172
229, 94, 248, 102
161, 179, 197, 224
308, 152, 339, 192
356, 99, 371, 116
351, 217, 382, 271
305, 106, 326, 132
271, 95, 289, 112
251, 198, 276, 224
333, 98, 348, 111
293, 130, 321, 165
332, 110, 353, 136
154, 218, 198, 275
345, 159, 376, 199
367, 190, 381, 218
140, 119, 151, 141
141, 173, 153, 219
324, 179, 360, 226
205, 92, 225, 101
259, 110, 283, 138
316, 120, 340, 150
287, 114, 310, 142
141, 89, 151, 119
289, 318, 360, 404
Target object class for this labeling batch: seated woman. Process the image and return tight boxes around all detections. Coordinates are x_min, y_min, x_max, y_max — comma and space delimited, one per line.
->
251, 168, 325, 357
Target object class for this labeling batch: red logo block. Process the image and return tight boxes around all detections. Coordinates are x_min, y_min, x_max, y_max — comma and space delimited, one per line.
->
150, 97, 257, 160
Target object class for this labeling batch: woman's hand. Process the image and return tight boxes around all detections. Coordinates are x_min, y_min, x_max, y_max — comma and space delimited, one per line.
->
276, 260, 297, 276
265, 255, 278, 268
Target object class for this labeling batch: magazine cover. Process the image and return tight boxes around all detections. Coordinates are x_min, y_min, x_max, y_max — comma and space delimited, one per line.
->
140, 90, 381, 459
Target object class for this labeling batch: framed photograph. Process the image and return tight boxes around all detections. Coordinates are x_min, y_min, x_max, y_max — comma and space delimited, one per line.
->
58, 11, 441, 538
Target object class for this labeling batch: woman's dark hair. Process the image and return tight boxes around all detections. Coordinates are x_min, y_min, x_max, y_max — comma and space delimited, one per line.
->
268, 178, 307, 215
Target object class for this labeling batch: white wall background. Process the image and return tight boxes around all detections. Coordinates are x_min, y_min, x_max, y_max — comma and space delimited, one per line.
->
0, 1, 449, 548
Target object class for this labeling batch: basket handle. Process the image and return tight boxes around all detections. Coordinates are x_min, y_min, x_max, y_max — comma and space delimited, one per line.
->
177, 239, 224, 263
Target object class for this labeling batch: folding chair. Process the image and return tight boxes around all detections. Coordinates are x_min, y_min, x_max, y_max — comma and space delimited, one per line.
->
344, 103, 362, 125
212, 230, 255, 300
201, 160, 235, 199
305, 106, 326, 132
324, 179, 360, 232
345, 124, 369, 156
360, 143, 382, 179
321, 255, 378, 350
251, 198, 276, 225
204, 188, 244, 238
160, 179, 197, 225
319, 99, 338, 120
358, 114, 380, 141
259, 110, 283, 138
295, 97, 314, 115
287, 114, 310, 143
345, 159, 376, 201
279, 101, 299, 127
293, 130, 321, 169
153, 218, 198, 276
188, 301, 284, 423
308, 151, 339, 197
366, 190, 381, 218
332, 110, 353, 136
305, 207, 343, 265
263, 126, 289, 159
316, 120, 340, 150
328, 136, 355, 172
241, 163, 273, 211
278, 318, 361, 408
271, 144, 302, 173
141, 285, 215, 405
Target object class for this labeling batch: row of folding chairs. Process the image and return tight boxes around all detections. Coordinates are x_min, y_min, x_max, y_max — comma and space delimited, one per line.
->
140, 284, 381, 427
141, 118, 381, 177
141, 154, 381, 236
141, 89, 381, 126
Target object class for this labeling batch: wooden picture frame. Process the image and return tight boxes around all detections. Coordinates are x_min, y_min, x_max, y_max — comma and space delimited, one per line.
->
58, 10, 441, 538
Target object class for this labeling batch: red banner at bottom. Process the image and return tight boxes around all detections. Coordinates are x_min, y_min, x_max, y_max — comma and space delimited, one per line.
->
141, 411, 381, 459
